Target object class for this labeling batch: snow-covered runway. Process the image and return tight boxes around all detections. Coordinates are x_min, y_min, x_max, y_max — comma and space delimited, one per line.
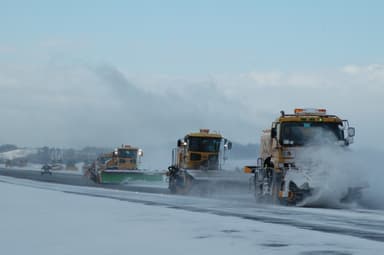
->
0, 175, 383, 255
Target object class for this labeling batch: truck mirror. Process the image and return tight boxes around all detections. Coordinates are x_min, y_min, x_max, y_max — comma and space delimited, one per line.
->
177, 139, 187, 147
348, 127, 355, 137
227, 142, 232, 150
271, 128, 277, 138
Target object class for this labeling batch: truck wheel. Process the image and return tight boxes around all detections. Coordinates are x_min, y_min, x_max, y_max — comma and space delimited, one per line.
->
169, 174, 193, 195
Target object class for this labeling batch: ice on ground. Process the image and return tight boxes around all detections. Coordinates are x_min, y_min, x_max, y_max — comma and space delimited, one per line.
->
0, 180, 383, 255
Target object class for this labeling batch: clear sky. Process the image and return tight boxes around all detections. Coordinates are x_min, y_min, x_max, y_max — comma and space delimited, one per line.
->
1, 1, 384, 152
2, 0, 383, 73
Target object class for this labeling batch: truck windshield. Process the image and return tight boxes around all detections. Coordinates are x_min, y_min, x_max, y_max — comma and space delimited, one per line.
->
188, 137, 222, 152
280, 122, 344, 146
118, 149, 137, 158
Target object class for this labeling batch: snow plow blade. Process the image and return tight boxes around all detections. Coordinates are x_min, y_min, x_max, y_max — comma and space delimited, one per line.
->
287, 179, 367, 207
293, 185, 367, 207
167, 166, 250, 195
90, 169, 166, 184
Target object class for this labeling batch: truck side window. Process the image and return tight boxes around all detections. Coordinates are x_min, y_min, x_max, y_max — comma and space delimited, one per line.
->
276, 123, 281, 144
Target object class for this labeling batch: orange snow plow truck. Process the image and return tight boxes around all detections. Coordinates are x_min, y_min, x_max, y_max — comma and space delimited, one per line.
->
244, 108, 364, 206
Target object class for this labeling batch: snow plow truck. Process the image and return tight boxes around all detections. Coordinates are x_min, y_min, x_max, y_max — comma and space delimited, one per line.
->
244, 108, 362, 206
89, 145, 163, 184
167, 129, 243, 194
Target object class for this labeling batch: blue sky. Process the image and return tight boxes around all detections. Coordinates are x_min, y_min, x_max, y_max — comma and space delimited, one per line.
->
2, 0, 384, 74
1, 1, 384, 150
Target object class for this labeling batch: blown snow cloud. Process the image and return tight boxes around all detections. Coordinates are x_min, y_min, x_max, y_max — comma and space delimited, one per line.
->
0, 62, 383, 152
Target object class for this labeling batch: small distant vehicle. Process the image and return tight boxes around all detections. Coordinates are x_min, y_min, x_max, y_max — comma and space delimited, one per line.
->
41, 164, 52, 175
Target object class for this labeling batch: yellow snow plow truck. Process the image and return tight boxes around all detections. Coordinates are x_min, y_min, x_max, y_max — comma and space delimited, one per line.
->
89, 145, 163, 184
167, 129, 237, 194
244, 108, 362, 206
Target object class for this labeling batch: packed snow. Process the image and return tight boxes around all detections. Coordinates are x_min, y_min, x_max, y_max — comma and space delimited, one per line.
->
0, 176, 383, 255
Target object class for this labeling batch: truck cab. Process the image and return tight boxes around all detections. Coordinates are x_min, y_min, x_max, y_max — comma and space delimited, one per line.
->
168, 129, 232, 194
266, 108, 355, 171
106, 145, 143, 170
174, 129, 231, 170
